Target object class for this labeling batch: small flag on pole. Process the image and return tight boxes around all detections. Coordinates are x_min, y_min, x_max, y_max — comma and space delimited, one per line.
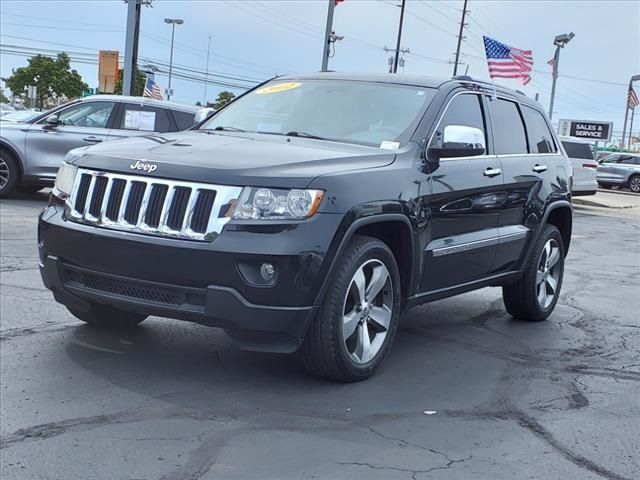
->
547, 57, 557, 76
483, 36, 533, 85
628, 86, 639, 109
143, 77, 164, 100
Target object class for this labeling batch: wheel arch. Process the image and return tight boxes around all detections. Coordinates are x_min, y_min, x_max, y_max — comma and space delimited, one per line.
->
315, 213, 417, 310
0, 140, 24, 176
545, 202, 573, 254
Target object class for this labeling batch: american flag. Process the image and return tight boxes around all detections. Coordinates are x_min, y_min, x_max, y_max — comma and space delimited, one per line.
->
483, 36, 533, 85
629, 86, 639, 109
143, 77, 163, 100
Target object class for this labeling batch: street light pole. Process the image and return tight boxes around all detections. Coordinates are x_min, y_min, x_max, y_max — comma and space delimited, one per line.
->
621, 75, 640, 148
321, 0, 336, 72
203, 35, 211, 105
548, 32, 574, 121
164, 18, 183, 100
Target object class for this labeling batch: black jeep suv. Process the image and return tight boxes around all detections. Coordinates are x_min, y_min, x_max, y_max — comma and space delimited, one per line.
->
39, 73, 572, 381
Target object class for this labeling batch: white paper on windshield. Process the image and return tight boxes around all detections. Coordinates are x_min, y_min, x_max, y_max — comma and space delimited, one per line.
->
138, 111, 156, 131
380, 140, 400, 150
124, 110, 140, 129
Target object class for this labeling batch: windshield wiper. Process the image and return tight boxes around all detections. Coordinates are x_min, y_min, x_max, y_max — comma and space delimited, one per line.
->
211, 126, 247, 132
284, 131, 326, 140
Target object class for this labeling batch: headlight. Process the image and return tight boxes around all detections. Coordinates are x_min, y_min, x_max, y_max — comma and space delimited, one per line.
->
232, 187, 324, 220
52, 162, 78, 199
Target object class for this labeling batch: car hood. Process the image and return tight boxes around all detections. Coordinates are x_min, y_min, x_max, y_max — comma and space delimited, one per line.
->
69, 130, 397, 188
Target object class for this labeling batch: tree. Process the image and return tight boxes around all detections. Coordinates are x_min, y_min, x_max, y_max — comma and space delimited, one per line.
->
0, 90, 9, 104
113, 69, 147, 96
5, 53, 87, 109
208, 91, 236, 110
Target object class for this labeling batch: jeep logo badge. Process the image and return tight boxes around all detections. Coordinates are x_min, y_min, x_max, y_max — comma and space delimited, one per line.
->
130, 160, 158, 173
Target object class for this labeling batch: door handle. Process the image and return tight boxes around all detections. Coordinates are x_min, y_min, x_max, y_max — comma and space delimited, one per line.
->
532, 164, 548, 173
83, 136, 102, 143
483, 167, 502, 178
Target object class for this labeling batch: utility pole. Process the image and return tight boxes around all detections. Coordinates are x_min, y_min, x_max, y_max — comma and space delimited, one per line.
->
548, 32, 575, 120
203, 35, 211, 105
385, 46, 409, 73
621, 75, 640, 148
321, 0, 336, 71
392, 0, 406, 74
123, 0, 144, 96
452, 0, 468, 76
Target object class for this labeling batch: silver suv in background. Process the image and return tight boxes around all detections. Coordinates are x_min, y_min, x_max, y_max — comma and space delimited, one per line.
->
559, 136, 598, 196
0, 96, 204, 197
597, 153, 640, 193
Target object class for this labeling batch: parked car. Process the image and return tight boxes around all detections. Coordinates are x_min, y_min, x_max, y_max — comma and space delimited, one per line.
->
597, 153, 640, 193
38, 73, 572, 381
558, 136, 598, 196
0, 110, 40, 123
0, 95, 203, 197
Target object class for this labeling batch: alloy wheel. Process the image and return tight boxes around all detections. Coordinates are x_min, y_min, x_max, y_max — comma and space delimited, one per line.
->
342, 259, 393, 364
536, 239, 561, 309
0, 157, 9, 190
630, 176, 640, 193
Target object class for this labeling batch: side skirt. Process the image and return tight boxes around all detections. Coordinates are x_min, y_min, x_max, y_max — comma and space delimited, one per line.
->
406, 270, 523, 309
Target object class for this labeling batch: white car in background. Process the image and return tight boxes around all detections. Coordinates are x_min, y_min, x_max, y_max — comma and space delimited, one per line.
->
559, 136, 598, 196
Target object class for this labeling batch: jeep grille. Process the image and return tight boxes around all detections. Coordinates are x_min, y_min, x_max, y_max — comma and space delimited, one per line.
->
65, 168, 242, 241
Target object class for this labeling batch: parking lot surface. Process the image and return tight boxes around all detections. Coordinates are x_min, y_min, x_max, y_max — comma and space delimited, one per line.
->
1, 192, 639, 480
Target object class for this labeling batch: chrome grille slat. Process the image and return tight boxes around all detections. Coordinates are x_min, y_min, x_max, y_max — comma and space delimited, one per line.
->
65, 168, 242, 242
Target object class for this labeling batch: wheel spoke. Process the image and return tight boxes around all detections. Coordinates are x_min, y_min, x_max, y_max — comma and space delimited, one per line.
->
545, 274, 558, 294
342, 310, 360, 340
543, 241, 551, 266
536, 270, 546, 285
366, 264, 389, 300
351, 267, 366, 305
368, 305, 391, 331
537, 284, 547, 306
354, 323, 372, 363
546, 247, 560, 269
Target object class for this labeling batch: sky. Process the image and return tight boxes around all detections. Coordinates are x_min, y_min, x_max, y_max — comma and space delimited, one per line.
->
1, 0, 639, 143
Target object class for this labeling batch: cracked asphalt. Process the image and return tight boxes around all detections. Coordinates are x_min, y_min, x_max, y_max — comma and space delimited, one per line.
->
1, 191, 639, 480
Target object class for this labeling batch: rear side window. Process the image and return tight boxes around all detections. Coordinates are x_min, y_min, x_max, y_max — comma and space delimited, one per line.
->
490, 99, 528, 155
619, 155, 640, 165
119, 104, 173, 133
172, 110, 196, 131
521, 106, 557, 153
432, 93, 487, 148
562, 141, 594, 160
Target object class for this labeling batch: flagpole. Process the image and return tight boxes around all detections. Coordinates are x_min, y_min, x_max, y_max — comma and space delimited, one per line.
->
628, 108, 635, 150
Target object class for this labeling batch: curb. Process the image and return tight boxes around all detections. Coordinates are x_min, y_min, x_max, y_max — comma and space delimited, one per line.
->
573, 198, 635, 209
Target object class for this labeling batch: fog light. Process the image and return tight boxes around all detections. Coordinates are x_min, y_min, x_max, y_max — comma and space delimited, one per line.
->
260, 263, 275, 281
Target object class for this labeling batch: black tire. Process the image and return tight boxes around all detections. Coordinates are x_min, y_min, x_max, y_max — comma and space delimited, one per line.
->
503, 224, 565, 322
598, 182, 613, 189
0, 149, 19, 198
67, 304, 147, 329
628, 175, 640, 194
15, 185, 44, 194
300, 235, 401, 382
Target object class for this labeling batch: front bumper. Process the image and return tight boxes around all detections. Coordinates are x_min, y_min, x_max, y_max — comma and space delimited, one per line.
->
39, 205, 343, 353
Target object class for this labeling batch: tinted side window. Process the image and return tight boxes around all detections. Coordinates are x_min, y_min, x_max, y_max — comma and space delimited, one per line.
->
172, 110, 196, 131
561, 141, 594, 160
490, 99, 528, 155
619, 155, 640, 165
522, 106, 556, 153
431, 93, 486, 148
119, 104, 172, 133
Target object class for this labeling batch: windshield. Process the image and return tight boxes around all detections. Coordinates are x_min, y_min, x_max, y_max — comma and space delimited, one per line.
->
201, 80, 436, 147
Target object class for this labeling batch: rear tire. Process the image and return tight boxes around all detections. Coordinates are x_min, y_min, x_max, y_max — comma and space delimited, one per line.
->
67, 304, 147, 329
300, 235, 401, 382
628, 175, 640, 194
0, 150, 19, 198
503, 224, 565, 322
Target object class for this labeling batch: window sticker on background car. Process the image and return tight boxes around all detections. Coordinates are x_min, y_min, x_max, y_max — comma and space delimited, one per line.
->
255, 82, 301, 95
379, 140, 400, 150
124, 110, 156, 131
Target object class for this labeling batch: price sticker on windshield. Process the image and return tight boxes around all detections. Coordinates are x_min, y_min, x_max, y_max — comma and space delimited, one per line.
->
256, 82, 302, 95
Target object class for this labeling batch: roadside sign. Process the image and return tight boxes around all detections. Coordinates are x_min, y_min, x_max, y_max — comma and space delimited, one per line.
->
82, 88, 96, 97
558, 119, 613, 142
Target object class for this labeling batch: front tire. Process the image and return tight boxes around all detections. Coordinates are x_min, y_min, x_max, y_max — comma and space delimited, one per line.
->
503, 224, 565, 322
0, 150, 19, 198
628, 175, 640, 194
67, 304, 147, 329
301, 236, 401, 382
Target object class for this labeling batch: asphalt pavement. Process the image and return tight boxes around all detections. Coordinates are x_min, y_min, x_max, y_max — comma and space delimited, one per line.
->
1, 192, 639, 480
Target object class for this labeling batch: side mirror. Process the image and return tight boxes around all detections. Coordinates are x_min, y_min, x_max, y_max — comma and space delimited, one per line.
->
44, 114, 60, 128
194, 107, 215, 124
428, 125, 486, 161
